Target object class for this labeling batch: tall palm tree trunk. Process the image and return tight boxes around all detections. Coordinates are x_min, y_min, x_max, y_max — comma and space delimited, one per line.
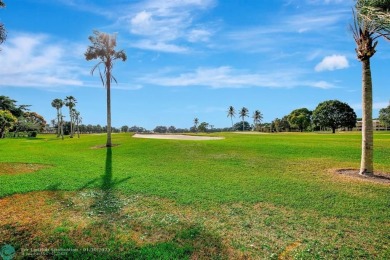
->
56, 108, 61, 137
106, 69, 112, 147
231, 117, 233, 129
69, 111, 73, 138
60, 116, 64, 140
360, 59, 374, 176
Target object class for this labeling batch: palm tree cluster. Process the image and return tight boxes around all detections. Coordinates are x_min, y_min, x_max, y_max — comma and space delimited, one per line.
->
227, 106, 263, 131
51, 96, 81, 139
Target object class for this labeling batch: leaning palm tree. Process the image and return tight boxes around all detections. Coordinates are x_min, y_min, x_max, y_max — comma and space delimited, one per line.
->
352, 0, 390, 176
194, 117, 199, 133
239, 107, 249, 131
64, 96, 77, 138
85, 31, 127, 147
227, 106, 236, 129
252, 110, 263, 131
51, 98, 63, 137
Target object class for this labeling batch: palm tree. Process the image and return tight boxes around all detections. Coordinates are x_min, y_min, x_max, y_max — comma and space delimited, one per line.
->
227, 106, 236, 129
51, 98, 63, 137
352, 0, 390, 176
239, 107, 249, 131
252, 110, 263, 131
72, 109, 82, 138
64, 96, 77, 138
85, 31, 127, 147
0, 1, 6, 47
194, 118, 199, 133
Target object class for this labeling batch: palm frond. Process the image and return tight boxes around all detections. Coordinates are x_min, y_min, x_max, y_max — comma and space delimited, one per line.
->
111, 75, 118, 84
90, 62, 102, 75
98, 66, 105, 87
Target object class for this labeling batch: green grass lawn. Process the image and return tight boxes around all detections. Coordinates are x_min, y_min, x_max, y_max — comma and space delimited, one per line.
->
0, 132, 389, 259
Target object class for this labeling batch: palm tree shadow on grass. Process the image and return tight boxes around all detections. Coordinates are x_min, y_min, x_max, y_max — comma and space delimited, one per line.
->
91, 147, 131, 217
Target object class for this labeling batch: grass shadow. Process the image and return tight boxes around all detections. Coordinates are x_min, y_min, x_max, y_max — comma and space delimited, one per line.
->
90, 147, 131, 216
77, 178, 99, 191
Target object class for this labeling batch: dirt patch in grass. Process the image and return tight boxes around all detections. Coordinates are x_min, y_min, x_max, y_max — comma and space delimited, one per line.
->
1, 190, 388, 259
0, 191, 229, 259
332, 168, 390, 184
279, 241, 302, 260
0, 163, 49, 175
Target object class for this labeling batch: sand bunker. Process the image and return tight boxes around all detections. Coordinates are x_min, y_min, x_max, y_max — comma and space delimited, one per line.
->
133, 134, 224, 141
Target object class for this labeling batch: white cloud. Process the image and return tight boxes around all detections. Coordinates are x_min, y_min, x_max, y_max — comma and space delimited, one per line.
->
58, 0, 216, 53
310, 81, 335, 89
290, 0, 348, 5
139, 66, 334, 89
287, 13, 344, 33
187, 29, 212, 42
315, 55, 349, 72
124, 0, 215, 52
224, 8, 348, 54
129, 10, 184, 41
130, 11, 153, 34
0, 34, 83, 89
131, 40, 189, 53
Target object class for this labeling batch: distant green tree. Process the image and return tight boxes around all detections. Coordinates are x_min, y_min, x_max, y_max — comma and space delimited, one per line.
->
121, 125, 129, 133
239, 107, 249, 131
280, 116, 291, 132
13, 116, 39, 137
12, 112, 45, 137
95, 124, 103, 133
85, 30, 127, 147
233, 121, 251, 131
312, 100, 357, 133
24, 112, 46, 132
168, 126, 176, 133
227, 106, 236, 129
129, 125, 147, 133
272, 118, 281, 132
154, 126, 167, 133
379, 102, 390, 128
287, 108, 312, 132
198, 122, 209, 132
0, 110, 17, 138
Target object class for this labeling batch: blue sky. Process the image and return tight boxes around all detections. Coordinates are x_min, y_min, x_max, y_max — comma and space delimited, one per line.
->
1, 0, 389, 129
